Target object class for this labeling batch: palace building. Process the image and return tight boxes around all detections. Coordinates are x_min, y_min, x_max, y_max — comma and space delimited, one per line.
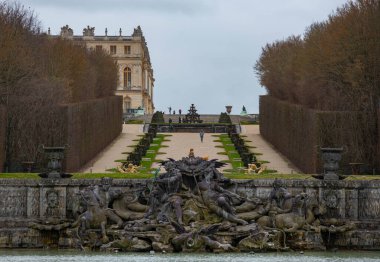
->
54, 25, 155, 115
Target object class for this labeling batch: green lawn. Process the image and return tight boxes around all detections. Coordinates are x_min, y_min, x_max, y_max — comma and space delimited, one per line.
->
138, 134, 170, 170
0, 172, 154, 179
125, 119, 144, 124
216, 134, 245, 169
1, 172, 380, 180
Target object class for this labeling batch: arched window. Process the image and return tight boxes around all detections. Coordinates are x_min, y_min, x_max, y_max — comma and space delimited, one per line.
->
124, 67, 132, 89
124, 96, 131, 112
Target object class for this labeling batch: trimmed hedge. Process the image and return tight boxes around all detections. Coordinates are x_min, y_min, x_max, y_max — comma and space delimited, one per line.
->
260, 95, 376, 174
218, 112, 232, 124
64, 96, 122, 172
151, 111, 165, 123
0, 106, 5, 172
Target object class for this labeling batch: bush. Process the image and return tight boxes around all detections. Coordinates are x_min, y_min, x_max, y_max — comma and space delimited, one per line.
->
218, 112, 232, 124
151, 111, 165, 123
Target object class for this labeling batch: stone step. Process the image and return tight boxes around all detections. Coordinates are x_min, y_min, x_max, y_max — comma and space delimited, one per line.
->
132, 114, 258, 124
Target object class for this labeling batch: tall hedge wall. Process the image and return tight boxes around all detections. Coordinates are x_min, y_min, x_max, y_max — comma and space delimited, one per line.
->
260, 96, 375, 174
63, 96, 122, 172
378, 107, 380, 170
0, 106, 6, 172
260, 96, 318, 173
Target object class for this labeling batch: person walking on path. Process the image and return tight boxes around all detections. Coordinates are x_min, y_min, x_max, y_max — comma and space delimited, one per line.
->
200, 129, 205, 143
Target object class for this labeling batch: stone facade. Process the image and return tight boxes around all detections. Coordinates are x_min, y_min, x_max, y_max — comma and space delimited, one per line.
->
0, 178, 380, 249
52, 25, 155, 115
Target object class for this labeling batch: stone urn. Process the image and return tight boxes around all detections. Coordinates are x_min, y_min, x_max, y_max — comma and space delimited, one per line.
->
39, 146, 72, 179
320, 147, 343, 180
225, 105, 232, 114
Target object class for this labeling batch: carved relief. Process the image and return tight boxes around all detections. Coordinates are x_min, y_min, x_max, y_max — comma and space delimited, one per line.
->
345, 190, 358, 219
322, 189, 345, 219
323, 190, 339, 209
358, 189, 380, 219
46, 189, 60, 218
27, 187, 40, 218
0, 188, 27, 217
40, 187, 66, 219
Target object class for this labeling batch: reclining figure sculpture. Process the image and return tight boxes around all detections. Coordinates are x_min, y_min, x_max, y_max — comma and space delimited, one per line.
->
45, 152, 355, 252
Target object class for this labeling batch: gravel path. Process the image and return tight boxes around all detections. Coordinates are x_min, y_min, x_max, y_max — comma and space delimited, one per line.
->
79, 124, 299, 175
241, 125, 300, 174
80, 124, 142, 173
152, 133, 231, 171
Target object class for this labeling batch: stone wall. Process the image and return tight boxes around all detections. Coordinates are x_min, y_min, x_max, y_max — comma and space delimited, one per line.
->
0, 106, 6, 173
0, 178, 379, 249
63, 96, 123, 172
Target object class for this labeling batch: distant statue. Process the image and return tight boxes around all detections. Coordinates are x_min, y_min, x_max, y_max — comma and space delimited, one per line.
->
132, 25, 143, 37
118, 163, 139, 173
241, 105, 248, 116
60, 25, 73, 38
183, 104, 202, 123
188, 148, 195, 158
83, 25, 95, 36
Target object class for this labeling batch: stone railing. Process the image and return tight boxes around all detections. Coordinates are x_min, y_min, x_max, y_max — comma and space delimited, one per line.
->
0, 178, 378, 223
0, 178, 379, 249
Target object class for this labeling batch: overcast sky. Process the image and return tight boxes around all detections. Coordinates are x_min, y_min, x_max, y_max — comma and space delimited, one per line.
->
16, 0, 348, 114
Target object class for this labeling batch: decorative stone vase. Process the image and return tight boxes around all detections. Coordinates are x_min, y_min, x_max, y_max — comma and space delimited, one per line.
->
39, 146, 72, 179
320, 147, 343, 180
226, 105, 232, 114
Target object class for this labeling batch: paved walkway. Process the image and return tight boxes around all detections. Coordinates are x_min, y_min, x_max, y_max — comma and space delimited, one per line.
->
152, 133, 231, 171
79, 124, 299, 174
241, 125, 300, 174
80, 124, 143, 173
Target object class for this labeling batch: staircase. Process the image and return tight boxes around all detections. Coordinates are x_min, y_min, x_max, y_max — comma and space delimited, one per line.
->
133, 114, 258, 124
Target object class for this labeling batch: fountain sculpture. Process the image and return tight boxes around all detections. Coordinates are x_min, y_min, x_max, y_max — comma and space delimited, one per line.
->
30, 152, 356, 252
183, 104, 202, 123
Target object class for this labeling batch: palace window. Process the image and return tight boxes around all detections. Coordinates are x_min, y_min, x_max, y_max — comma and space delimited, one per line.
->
110, 45, 117, 54
124, 45, 131, 54
124, 67, 132, 88
95, 45, 102, 51
124, 96, 132, 113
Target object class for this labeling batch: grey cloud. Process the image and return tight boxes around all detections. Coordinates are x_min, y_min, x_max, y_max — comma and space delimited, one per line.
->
22, 0, 212, 15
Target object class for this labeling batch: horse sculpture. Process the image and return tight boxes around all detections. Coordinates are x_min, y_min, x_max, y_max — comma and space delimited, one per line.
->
72, 187, 123, 243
